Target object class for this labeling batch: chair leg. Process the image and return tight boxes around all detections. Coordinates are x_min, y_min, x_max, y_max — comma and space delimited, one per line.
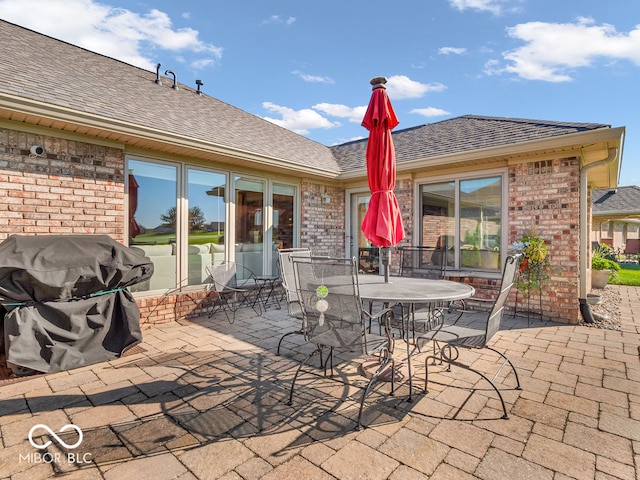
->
287, 347, 322, 406
424, 347, 516, 419
485, 346, 522, 390
276, 328, 304, 355
356, 349, 394, 430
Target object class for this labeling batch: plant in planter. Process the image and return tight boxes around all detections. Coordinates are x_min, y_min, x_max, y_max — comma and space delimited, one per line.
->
591, 243, 620, 288
510, 230, 551, 298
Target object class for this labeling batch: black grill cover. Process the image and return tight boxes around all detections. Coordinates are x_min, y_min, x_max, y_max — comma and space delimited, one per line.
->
0, 235, 153, 374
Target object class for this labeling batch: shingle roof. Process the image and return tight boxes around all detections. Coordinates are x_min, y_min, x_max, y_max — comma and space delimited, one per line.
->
0, 20, 616, 180
331, 115, 610, 172
592, 186, 640, 215
0, 20, 340, 174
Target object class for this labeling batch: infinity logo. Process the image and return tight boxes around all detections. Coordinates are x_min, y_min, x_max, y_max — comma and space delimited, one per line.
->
28, 424, 83, 450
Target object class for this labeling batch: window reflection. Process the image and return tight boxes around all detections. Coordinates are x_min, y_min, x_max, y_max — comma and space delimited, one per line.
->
420, 176, 502, 270
235, 176, 265, 276
188, 169, 227, 286
128, 160, 177, 291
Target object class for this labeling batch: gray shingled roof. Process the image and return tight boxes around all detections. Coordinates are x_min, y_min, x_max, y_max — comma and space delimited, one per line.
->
0, 20, 614, 179
592, 186, 640, 215
0, 20, 340, 174
331, 115, 610, 172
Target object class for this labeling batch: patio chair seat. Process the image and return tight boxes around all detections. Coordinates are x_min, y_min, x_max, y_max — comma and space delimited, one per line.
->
418, 253, 523, 419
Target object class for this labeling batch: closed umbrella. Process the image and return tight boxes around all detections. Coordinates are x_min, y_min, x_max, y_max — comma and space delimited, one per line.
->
361, 76, 405, 282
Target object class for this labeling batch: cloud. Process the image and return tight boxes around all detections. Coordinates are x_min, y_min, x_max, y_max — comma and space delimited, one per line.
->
262, 15, 296, 25
0, 0, 222, 71
410, 107, 451, 117
292, 71, 335, 84
448, 0, 510, 15
498, 17, 640, 82
313, 103, 367, 123
261, 102, 339, 134
386, 75, 447, 100
438, 47, 467, 55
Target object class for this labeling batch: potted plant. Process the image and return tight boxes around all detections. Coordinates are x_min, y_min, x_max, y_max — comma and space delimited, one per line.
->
510, 230, 551, 298
591, 243, 620, 288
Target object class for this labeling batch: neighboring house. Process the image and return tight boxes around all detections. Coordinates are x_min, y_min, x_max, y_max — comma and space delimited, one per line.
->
0, 20, 626, 324
591, 186, 640, 256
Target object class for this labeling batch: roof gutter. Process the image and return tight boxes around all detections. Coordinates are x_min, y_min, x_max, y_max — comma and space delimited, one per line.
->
579, 147, 619, 323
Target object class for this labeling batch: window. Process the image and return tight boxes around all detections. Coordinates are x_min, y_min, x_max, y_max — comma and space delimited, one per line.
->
234, 176, 265, 276
419, 174, 504, 271
128, 160, 178, 291
127, 158, 297, 293
273, 184, 295, 250
187, 168, 227, 286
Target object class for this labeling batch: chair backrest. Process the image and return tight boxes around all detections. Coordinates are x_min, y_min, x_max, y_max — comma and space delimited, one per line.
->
399, 246, 446, 279
485, 253, 523, 341
277, 248, 311, 304
206, 261, 238, 293
292, 256, 364, 351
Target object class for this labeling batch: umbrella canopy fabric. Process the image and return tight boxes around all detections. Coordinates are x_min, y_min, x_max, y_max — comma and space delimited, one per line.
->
361, 77, 405, 248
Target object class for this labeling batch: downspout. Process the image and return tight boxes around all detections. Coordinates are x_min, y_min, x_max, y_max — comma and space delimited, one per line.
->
579, 148, 618, 323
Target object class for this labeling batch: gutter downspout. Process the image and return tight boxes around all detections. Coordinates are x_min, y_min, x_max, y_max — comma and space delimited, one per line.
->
579, 148, 618, 323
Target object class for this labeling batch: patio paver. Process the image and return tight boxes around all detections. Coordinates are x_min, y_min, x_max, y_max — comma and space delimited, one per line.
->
1, 285, 639, 479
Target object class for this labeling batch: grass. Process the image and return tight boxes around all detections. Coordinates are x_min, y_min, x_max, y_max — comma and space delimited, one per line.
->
610, 263, 640, 286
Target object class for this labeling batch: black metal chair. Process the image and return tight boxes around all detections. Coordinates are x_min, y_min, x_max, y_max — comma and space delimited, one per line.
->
417, 253, 523, 419
399, 245, 447, 279
205, 261, 262, 323
275, 247, 311, 355
286, 256, 396, 430
397, 246, 451, 340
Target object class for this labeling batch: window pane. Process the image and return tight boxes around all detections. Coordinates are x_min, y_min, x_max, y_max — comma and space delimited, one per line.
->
460, 177, 502, 270
273, 184, 295, 249
420, 182, 455, 268
187, 169, 227, 286
235, 176, 264, 276
128, 160, 177, 291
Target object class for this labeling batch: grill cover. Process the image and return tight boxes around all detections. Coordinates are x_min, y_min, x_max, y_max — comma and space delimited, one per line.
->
0, 235, 153, 374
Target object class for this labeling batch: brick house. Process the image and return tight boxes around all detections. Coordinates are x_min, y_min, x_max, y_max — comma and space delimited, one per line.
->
0, 20, 625, 324
591, 186, 640, 256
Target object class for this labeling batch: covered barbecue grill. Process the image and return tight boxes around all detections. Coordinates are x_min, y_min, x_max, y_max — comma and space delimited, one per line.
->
0, 235, 153, 375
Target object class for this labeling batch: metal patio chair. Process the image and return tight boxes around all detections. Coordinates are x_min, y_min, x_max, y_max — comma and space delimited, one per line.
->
417, 253, 523, 419
276, 247, 311, 355
205, 261, 262, 323
396, 245, 452, 340
286, 256, 396, 430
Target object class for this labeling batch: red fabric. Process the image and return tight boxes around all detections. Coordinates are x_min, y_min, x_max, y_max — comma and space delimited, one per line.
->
360, 86, 405, 247
128, 174, 142, 239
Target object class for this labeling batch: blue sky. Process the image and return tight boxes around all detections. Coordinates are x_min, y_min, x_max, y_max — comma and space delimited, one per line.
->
1, 0, 639, 185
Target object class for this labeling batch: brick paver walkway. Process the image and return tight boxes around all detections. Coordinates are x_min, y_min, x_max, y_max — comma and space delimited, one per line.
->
1, 286, 638, 479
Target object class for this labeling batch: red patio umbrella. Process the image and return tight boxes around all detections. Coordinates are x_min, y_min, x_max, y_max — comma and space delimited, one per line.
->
361, 76, 405, 281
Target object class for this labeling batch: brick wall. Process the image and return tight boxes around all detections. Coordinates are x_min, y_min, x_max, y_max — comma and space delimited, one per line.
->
508, 157, 581, 323
0, 128, 125, 241
300, 182, 345, 256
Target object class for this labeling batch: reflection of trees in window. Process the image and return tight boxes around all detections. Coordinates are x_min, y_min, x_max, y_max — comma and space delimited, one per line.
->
160, 206, 208, 233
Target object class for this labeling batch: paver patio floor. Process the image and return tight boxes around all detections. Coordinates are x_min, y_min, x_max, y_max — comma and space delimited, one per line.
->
1, 285, 639, 479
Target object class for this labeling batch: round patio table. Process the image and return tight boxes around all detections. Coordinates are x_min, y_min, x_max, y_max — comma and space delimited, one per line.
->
357, 275, 475, 401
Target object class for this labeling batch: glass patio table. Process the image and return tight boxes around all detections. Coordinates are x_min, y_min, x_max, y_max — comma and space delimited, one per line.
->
357, 275, 475, 401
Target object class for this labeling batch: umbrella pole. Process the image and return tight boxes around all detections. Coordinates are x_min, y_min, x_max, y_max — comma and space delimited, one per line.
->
381, 247, 390, 282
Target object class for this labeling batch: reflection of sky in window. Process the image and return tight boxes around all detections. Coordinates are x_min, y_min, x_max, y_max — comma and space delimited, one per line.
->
460, 177, 499, 193
129, 161, 176, 229
189, 169, 226, 224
